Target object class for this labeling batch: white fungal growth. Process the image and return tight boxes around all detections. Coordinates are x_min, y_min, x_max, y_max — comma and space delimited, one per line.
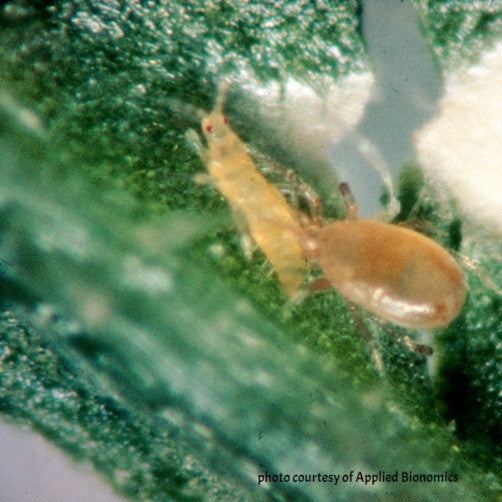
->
415, 41, 502, 234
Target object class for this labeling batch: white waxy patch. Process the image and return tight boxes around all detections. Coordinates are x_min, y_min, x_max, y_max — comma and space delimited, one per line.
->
415, 41, 502, 233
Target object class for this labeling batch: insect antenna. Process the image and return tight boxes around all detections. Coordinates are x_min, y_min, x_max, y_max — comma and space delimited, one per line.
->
214, 80, 231, 113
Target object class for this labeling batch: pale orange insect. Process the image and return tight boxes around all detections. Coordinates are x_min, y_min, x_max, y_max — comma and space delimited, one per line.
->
186, 86, 308, 300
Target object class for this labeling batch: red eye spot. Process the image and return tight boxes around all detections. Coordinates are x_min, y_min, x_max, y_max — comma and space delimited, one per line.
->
206, 125, 213, 133
224, 116, 229, 124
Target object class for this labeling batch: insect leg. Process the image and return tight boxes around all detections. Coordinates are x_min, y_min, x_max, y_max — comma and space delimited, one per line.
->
193, 173, 213, 186
309, 277, 332, 293
239, 232, 256, 261
284, 172, 323, 224
185, 128, 208, 163
339, 182, 359, 220
402, 334, 434, 355
214, 79, 231, 112
276, 185, 299, 211
230, 205, 256, 260
455, 252, 502, 296
251, 149, 323, 223
349, 304, 384, 374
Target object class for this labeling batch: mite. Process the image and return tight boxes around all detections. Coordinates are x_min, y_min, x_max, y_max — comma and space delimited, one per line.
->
186, 86, 308, 299
304, 208, 467, 330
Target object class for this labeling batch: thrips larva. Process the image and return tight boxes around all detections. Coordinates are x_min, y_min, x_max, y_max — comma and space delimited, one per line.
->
187, 85, 467, 330
186, 85, 308, 300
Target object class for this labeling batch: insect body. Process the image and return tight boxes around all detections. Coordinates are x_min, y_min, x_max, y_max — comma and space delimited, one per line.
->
187, 89, 307, 299
304, 218, 467, 330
